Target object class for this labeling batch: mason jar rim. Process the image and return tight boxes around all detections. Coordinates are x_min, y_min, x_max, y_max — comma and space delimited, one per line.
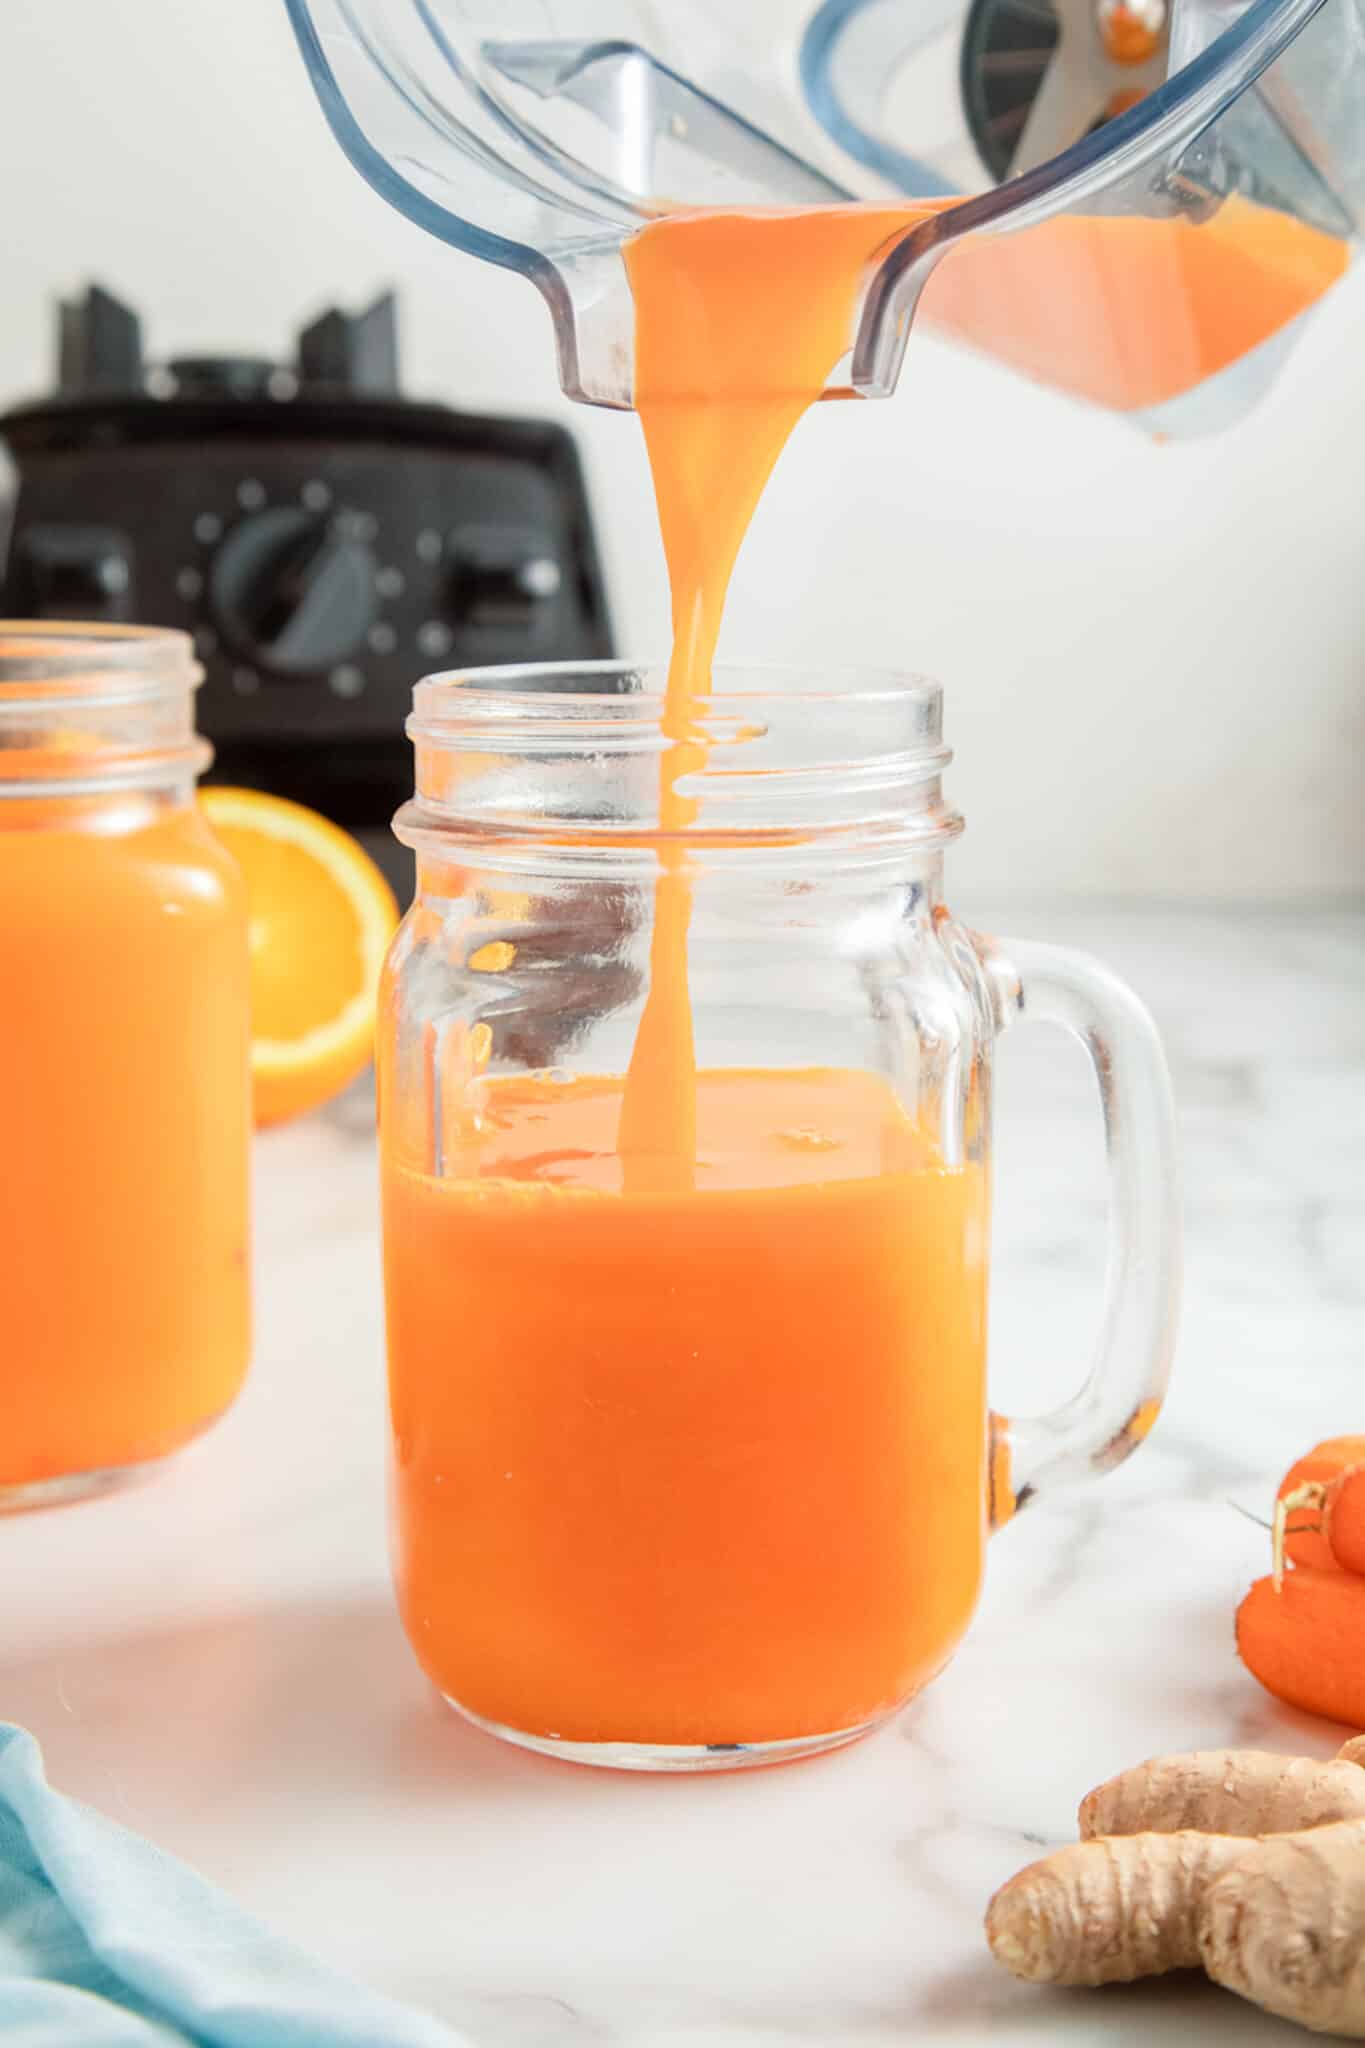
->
0, 623, 209, 798
399, 659, 962, 865
410, 658, 942, 725
0, 622, 202, 703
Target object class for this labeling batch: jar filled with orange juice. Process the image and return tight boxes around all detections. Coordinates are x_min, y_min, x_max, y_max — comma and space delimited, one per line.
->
379, 662, 1180, 1770
0, 624, 251, 1509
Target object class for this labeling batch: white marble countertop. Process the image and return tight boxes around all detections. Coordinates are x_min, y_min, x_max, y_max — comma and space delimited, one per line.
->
4, 902, 1363, 2047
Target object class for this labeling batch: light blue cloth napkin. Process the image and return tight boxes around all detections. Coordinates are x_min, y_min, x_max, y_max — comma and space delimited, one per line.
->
0, 1724, 468, 2046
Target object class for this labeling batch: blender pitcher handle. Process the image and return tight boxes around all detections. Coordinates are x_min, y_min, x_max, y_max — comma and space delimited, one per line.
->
973, 935, 1181, 1527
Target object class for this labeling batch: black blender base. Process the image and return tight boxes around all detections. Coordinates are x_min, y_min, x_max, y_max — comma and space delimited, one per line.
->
353, 825, 413, 907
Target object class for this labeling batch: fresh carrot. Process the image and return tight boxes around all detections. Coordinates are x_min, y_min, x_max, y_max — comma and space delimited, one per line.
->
1276, 1437, 1365, 1572
1276, 1464, 1365, 1586
1324, 1468, 1365, 1575
1237, 1568, 1365, 1727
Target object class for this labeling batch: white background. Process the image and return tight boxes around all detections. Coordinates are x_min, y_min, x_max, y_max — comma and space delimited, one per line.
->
3, 0, 1363, 900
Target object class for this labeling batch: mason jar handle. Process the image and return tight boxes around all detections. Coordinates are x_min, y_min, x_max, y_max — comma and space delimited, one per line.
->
974, 934, 1182, 1527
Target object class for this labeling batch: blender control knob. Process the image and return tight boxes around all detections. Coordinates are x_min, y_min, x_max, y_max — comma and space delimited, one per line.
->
209, 507, 377, 675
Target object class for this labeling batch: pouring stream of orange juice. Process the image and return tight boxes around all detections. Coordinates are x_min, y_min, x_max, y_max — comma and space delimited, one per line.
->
617, 195, 1346, 1193
617, 205, 947, 1191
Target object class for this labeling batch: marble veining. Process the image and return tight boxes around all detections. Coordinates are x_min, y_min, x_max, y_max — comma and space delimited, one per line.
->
2, 903, 1362, 2045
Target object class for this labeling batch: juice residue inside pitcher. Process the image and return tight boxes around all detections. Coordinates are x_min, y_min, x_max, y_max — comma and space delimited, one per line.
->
921, 200, 1347, 414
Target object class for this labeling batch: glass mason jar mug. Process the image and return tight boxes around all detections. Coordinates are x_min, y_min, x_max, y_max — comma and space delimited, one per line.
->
379, 663, 1180, 1769
0, 624, 252, 1509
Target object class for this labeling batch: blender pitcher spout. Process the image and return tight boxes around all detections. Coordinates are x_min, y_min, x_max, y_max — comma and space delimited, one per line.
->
283, 0, 854, 407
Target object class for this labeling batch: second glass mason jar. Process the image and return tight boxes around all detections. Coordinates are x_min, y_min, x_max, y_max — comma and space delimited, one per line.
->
379, 663, 1180, 1769
0, 624, 252, 1510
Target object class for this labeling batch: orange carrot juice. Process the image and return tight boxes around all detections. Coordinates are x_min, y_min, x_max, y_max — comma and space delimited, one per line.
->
618, 206, 949, 1193
385, 1069, 987, 1745
921, 198, 1348, 416
0, 633, 251, 1500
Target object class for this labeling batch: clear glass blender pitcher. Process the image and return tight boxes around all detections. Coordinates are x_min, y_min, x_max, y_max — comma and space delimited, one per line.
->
286, 0, 1363, 432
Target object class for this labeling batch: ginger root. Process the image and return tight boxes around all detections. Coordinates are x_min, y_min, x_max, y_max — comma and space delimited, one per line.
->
1080, 1748, 1365, 1839
986, 1831, 1248, 1984
1201, 1820, 1365, 2037
987, 1739, 1365, 2034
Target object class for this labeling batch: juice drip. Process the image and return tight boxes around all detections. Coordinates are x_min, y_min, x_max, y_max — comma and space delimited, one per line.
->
619, 206, 945, 1193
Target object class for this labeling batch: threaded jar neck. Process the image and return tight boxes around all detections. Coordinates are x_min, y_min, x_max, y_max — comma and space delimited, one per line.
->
396, 661, 964, 874
0, 623, 209, 797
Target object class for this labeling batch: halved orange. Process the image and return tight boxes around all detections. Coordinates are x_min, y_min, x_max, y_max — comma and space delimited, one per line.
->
200, 787, 399, 1128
